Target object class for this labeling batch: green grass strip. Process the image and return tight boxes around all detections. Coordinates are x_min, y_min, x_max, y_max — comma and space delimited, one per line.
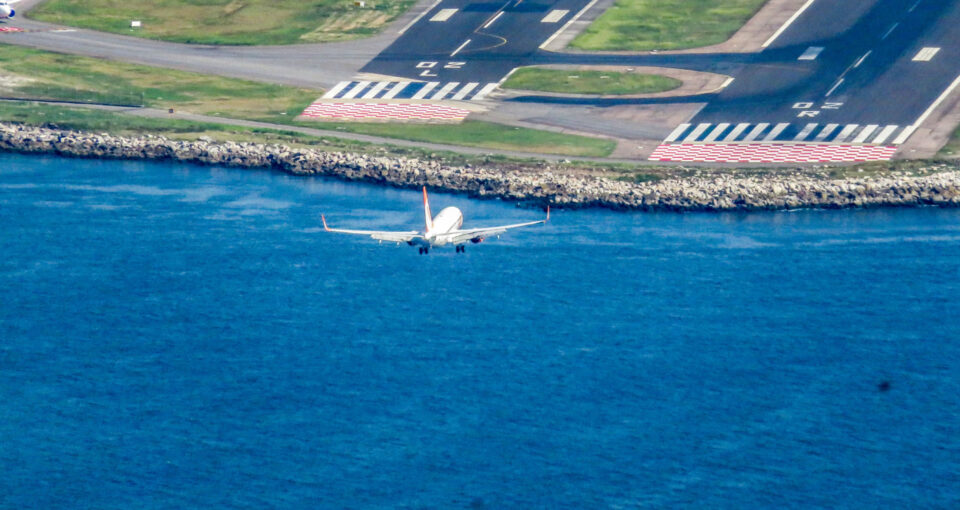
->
570, 0, 769, 51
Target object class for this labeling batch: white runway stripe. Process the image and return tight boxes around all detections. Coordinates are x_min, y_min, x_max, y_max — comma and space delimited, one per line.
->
473, 83, 499, 100
794, 123, 818, 141
382, 81, 410, 99
743, 123, 769, 142
451, 82, 479, 100
814, 123, 840, 141
703, 123, 730, 142
323, 81, 351, 99
431, 82, 460, 100
871, 125, 899, 144
723, 123, 751, 142
684, 123, 712, 142
833, 124, 859, 142
852, 124, 879, 143
664, 123, 691, 143
411, 82, 440, 99
361, 81, 390, 99
763, 123, 790, 141
342, 81, 371, 99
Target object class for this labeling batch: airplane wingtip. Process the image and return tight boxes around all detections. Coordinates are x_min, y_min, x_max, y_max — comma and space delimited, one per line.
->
546, 205, 550, 222
321, 214, 329, 231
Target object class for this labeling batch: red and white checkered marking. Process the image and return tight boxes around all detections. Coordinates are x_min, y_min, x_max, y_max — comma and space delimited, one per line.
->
0, 27, 24, 33
300, 101, 470, 122
649, 143, 898, 163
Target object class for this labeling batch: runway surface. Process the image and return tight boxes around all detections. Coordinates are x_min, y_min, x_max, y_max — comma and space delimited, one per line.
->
4, 0, 960, 162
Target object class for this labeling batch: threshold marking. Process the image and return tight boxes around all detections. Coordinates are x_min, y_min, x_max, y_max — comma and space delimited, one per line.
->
342, 81, 371, 99
450, 39, 471, 57
430, 82, 460, 100
798, 46, 824, 60
473, 83, 499, 100
430, 8, 458, 22
541, 9, 569, 23
912, 47, 940, 62
411, 82, 440, 99
763, 0, 817, 48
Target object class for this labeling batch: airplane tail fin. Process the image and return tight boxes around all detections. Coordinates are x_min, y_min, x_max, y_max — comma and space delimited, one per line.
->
422, 186, 434, 233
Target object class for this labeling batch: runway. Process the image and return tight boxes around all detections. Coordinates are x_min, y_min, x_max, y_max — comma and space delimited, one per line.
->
3, 0, 960, 162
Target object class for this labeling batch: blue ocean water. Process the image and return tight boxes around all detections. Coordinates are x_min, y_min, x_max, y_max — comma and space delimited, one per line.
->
1, 152, 959, 509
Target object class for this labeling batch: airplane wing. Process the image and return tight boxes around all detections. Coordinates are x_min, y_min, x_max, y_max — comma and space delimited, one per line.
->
321, 214, 422, 243
444, 207, 549, 244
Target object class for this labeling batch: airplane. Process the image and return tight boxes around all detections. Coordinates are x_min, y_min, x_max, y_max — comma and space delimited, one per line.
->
0, 1, 19, 20
321, 186, 549, 254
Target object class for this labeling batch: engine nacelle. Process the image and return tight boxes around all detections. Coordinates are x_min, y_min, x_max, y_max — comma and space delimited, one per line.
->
470, 237, 484, 244
0, 6, 13, 19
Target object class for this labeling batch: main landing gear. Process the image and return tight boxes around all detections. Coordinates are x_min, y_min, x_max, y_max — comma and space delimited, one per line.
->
455, 245, 466, 253
418, 247, 430, 255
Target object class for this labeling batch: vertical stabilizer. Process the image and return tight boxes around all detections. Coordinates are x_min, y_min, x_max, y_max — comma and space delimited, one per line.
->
422, 186, 434, 233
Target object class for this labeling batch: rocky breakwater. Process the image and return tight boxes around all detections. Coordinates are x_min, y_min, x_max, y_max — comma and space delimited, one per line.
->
2, 122, 960, 211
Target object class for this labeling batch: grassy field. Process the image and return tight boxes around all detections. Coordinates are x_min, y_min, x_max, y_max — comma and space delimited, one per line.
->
501, 68, 681, 95
29, 0, 416, 45
570, 0, 769, 51
0, 44, 615, 157
304, 120, 616, 157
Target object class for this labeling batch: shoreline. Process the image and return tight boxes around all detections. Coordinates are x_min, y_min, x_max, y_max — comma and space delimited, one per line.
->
2, 122, 960, 211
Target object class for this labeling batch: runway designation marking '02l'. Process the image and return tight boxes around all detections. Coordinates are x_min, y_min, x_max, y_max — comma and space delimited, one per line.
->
300, 102, 471, 122
649, 144, 898, 163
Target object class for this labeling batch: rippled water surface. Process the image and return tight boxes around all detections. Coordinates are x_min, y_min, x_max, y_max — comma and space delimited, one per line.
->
2, 153, 959, 509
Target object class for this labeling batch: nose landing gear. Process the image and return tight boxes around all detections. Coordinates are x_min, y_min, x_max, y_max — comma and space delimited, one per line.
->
418, 247, 430, 255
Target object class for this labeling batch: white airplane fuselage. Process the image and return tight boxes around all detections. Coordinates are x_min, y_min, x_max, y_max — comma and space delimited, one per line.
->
422, 206, 464, 246
0, 3, 15, 19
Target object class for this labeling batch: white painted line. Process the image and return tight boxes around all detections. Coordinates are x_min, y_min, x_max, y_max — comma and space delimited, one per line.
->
703, 123, 730, 142
763, 123, 790, 141
430, 8, 458, 22
908, 0, 922, 12
382, 81, 410, 99
743, 123, 770, 142
399, 0, 443, 34
798, 46, 824, 60
881, 22, 899, 40
361, 81, 390, 99
483, 11, 504, 29
854, 50, 872, 68
684, 123, 712, 142
852, 124, 879, 143
892, 125, 917, 145
794, 123, 819, 141
342, 81, 371, 99
903, 73, 960, 140
322, 81, 351, 99
872, 125, 899, 144
451, 82, 479, 100
763, 0, 817, 48
430, 82, 460, 100
664, 123, 691, 143
450, 39, 471, 57
912, 47, 941, 62
814, 123, 839, 141
723, 123, 751, 142
826, 78, 844, 97
541, 9, 569, 23
539, 0, 600, 50
411, 82, 440, 99
473, 83, 499, 100
834, 124, 859, 142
